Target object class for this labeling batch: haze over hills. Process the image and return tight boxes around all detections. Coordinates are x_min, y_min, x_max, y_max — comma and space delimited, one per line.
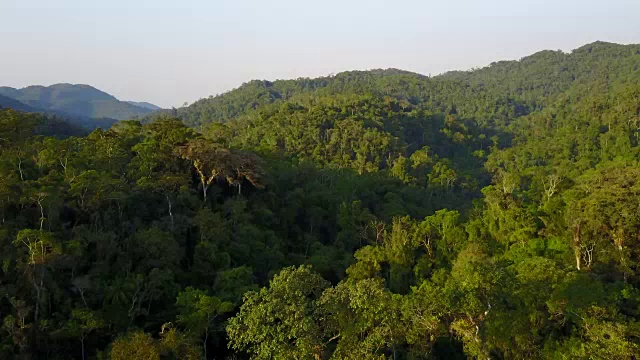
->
125, 101, 162, 111
0, 93, 41, 113
0, 83, 161, 122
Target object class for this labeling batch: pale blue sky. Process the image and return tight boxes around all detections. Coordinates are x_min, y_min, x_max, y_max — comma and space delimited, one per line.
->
1, 0, 639, 107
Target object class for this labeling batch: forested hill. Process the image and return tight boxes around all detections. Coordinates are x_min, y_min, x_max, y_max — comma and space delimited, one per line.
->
2, 41, 640, 359
147, 41, 640, 128
0, 83, 159, 121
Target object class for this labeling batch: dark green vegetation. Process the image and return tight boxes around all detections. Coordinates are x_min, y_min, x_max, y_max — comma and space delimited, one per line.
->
0, 84, 160, 129
2, 41, 640, 359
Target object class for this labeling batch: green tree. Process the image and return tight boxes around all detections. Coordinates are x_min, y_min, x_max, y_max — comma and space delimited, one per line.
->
227, 266, 329, 359
110, 331, 160, 360
175, 287, 233, 359
61, 309, 105, 360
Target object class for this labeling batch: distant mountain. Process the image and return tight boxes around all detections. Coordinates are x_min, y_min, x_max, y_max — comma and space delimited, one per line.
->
126, 101, 162, 110
0, 91, 117, 131
0, 83, 154, 120
0, 93, 40, 112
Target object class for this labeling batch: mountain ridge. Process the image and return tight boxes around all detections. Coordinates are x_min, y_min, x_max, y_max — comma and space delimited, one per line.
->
142, 41, 639, 128
0, 83, 159, 121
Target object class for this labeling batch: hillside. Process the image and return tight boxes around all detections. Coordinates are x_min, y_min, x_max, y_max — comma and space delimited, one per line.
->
2, 41, 640, 359
148, 41, 640, 129
0, 83, 158, 120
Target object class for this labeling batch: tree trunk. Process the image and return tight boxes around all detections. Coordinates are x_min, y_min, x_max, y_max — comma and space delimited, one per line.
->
203, 330, 208, 360
573, 223, 581, 270
80, 288, 88, 308
18, 158, 24, 181
38, 199, 45, 231
165, 194, 174, 230
34, 284, 40, 326
201, 182, 208, 201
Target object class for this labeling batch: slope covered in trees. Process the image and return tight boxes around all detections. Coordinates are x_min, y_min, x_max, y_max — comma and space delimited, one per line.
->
148, 41, 638, 129
1, 41, 640, 359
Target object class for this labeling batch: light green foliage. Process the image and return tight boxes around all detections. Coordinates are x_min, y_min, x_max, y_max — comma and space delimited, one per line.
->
227, 266, 329, 359
318, 278, 404, 359
446, 244, 510, 357
176, 287, 233, 359
565, 166, 640, 274
176, 288, 233, 332
110, 331, 160, 360
62, 309, 105, 360
158, 325, 202, 360
417, 209, 466, 266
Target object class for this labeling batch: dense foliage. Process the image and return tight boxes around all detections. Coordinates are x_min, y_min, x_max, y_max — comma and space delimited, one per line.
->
2, 41, 640, 359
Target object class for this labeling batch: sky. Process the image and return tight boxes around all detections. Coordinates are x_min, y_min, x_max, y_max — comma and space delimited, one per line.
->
1, 0, 639, 108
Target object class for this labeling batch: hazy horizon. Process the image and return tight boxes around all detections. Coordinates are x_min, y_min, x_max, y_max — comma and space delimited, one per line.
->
2, 0, 639, 108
